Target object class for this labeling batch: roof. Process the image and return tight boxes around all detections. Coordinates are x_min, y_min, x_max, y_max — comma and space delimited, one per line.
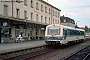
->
79, 27, 85, 30
38, 0, 61, 11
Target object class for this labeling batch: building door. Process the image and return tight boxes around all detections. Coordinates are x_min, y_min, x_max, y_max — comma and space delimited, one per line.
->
1, 27, 10, 43
36, 32, 38, 39
0, 28, 1, 43
35, 27, 38, 39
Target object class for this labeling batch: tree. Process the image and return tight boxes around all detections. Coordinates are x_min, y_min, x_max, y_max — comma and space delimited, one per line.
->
85, 25, 89, 32
88, 28, 90, 32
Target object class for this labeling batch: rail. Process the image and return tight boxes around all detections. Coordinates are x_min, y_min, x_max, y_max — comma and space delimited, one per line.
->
61, 45, 90, 60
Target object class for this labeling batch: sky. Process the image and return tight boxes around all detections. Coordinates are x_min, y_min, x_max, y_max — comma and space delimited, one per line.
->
43, 0, 90, 27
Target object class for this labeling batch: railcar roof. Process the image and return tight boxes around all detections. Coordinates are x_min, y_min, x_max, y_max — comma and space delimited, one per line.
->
76, 28, 85, 31
63, 25, 85, 31
46, 24, 85, 31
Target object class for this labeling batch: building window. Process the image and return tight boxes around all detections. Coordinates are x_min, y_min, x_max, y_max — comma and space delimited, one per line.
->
53, 10, 54, 16
45, 7, 47, 13
31, 13, 33, 20
70, 20, 71, 22
72, 21, 73, 23
36, 3, 39, 10
53, 19, 54, 24
49, 8, 50, 14
41, 16, 43, 22
24, 10, 27, 19
36, 14, 38, 21
56, 11, 57, 17
64, 20, 66, 22
31, 0, 33, 8
15, 29, 19, 37
41, 5, 43, 12
58, 12, 59, 18
23, 29, 26, 36
58, 20, 59, 24
4, 5, 8, 16
49, 18, 50, 24
45, 17, 47, 23
24, 0, 27, 5
55, 20, 57, 24
16, 0, 20, 3
16, 9, 20, 18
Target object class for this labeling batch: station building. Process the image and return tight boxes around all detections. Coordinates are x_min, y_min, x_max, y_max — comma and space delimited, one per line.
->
60, 15, 75, 28
0, 0, 61, 43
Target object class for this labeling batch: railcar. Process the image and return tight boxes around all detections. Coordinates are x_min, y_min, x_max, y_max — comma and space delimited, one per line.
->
45, 24, 85, 45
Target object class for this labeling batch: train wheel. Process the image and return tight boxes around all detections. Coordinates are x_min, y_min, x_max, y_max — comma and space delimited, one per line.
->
81, 39, 85, 43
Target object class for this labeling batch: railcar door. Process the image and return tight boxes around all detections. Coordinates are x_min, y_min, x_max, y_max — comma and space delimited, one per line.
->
1, 27, 10, 43
63, 29, 67, 39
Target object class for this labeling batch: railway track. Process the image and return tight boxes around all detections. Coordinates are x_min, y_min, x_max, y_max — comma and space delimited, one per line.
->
61, 45, 90, 60
6, 48, 56, 60
0, 45, 46, 60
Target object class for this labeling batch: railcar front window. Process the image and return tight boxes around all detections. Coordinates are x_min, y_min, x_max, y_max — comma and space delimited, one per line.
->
47, 27, 60, 35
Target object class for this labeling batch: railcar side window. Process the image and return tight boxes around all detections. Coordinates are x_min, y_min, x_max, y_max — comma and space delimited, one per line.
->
80, 31, 84, 35
67, 29, 70, 35
70, 30, 74, 35
67, 29, 84, 36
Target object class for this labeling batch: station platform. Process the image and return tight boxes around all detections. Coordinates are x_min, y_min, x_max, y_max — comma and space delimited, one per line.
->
0, 40, 46, 54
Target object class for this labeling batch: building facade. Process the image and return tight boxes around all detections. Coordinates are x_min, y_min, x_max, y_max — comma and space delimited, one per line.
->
60, 15, 75, 28
0, 0, 61, 43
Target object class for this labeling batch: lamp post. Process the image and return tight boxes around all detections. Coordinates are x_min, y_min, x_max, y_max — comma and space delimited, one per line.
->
75, 21, 80, 28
